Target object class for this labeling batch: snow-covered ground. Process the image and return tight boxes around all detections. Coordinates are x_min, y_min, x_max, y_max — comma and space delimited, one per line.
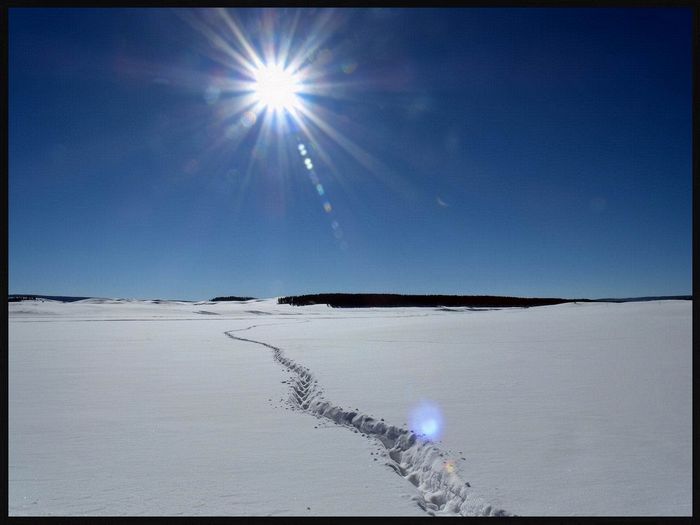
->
8, 298, 691, 516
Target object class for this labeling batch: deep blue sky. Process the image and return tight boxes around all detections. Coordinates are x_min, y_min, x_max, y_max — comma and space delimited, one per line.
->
9, 8, 692, 300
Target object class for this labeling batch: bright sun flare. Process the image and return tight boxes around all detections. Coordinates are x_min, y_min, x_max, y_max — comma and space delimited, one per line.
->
179, 9, 381, 251
252, 64, 300, 111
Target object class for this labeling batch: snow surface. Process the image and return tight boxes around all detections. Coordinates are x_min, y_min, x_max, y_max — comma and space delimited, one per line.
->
9, 298, 692, 516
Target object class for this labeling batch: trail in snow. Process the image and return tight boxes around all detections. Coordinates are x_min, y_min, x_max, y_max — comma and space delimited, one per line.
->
224, 326, 512, 517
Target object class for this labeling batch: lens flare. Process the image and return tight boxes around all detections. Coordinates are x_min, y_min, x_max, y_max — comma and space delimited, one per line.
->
241, 110, 257, 128
409, 400, 443, 441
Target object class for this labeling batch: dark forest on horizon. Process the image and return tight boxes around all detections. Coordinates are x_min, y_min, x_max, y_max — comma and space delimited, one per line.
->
277, 293, 585, 308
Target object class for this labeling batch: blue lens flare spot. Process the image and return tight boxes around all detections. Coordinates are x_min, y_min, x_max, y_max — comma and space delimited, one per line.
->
409, 401, 443, 440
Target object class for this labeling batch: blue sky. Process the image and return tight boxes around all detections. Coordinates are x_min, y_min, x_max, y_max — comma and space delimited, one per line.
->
9, 8, 692, 300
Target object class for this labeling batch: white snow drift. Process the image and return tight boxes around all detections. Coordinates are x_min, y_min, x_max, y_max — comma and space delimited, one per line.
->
8, 298, 691, 516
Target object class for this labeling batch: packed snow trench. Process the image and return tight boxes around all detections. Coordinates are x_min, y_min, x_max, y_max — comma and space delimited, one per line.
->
9, 299, 692, 516
225, 325, 508, 516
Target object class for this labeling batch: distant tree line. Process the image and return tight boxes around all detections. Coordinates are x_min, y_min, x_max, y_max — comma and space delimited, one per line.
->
8, 294, 90, 303
9, 295, 37, 302
592, 295, 691, 303
211, 295, 257, 302
277, 293, 588, 308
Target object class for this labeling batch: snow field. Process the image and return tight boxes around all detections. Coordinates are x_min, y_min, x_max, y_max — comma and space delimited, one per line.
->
245, 301, 692, 515
9, 315, 423, 516
9, 298, 692, 515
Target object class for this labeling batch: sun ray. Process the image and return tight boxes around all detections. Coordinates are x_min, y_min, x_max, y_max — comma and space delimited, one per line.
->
295, 103, 383, 178
287, 108, 386, 223
286, 110, 337, 177
285, 9, 339, 74
277, 9, 302, 71
213, 95, 259, 123
298, 100, 416, 198
216, 8, 264, 71
178, 10, 258, 77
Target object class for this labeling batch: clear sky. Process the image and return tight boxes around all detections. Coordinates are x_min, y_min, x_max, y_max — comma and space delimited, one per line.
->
9, 8, 692, 300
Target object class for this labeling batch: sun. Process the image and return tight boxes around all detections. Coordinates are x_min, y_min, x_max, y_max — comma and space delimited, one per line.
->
252, 63, 300, 112
177, 8, 387, 250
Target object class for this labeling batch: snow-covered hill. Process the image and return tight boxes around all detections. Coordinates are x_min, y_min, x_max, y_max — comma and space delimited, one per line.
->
9, 299, 691, 516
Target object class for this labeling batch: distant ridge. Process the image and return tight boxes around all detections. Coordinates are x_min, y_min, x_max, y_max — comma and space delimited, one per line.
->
8, 294, 91, 303
211, 295, 257, 301
8, 295, 197, 303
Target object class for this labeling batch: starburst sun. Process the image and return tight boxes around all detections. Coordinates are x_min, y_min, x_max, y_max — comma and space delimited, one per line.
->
252, 63, 300, 112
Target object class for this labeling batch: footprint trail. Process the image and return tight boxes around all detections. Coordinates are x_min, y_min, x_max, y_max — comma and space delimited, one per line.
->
224, 326, 512, 517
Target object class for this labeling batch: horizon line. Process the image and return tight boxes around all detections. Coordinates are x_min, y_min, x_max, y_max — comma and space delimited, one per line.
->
8, 292, 693, 303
